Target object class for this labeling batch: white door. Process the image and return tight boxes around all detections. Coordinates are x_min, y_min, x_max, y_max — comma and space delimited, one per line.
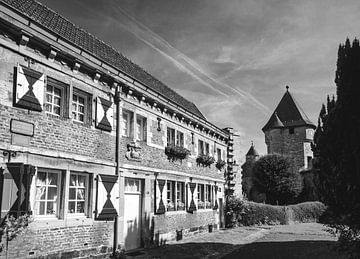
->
123, 178, 142, 250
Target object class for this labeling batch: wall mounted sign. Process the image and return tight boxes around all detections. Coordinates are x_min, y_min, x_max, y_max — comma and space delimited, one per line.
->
10, 119, 34, 137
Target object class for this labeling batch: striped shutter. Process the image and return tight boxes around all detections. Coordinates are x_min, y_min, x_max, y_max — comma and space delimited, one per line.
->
154, 179, 166, 214
187, 182, 197, 213
95, 174, 119, 220
0, 163, 35, 221
15, 65, 44, 111
95, 97, 114, 132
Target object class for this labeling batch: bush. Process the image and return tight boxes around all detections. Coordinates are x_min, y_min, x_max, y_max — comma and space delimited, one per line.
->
226, 198, 326, 228
288, 201, 326, 223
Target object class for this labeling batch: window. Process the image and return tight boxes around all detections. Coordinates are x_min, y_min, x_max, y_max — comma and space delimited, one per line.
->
217, 148, 222, 162
125, 178, 141, 193
45, 84, 63, 116
176, 131, 184, 147
167, 181, 175, 211
35, 170, 60, 216
205, 143, 210, 155
307, 156, 313, 168
289, 127, 295, 134
72, 93, 86, 123
205, 185, 212, 209
136, 115, 147, 141
198, 140, 204, 155
176, 182, 185, 210
122, 110, 134, 137
167, 127, 175, 145
197, 184, 205, 209
68, 173, 87, 215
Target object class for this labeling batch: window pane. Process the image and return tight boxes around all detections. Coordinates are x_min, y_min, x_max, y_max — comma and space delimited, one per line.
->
69, 188, 76, 199
79, 105, 84, 113
45, 104, 52, 112
77, 202, 85, 213
68, 201, 76, 213
78, 96, 85, 104
73, 94, 78, 102
79, 114, 84, 122
36, 172, 46, 185
77, 189, 85, 200
46, 85, 52, 92
54, 87, 61, 97
54, 97, 61, 106
47, 202, 55, 214
72, 103, 77, 111
39, 202, 45, 215
48, 173, 58, 185
70, 175, 76, 186
47, 187, 57, 200
46, 94, 52, 103
53, 106, 60, 115
36, 186, 46, 200
78, 175, 85, 187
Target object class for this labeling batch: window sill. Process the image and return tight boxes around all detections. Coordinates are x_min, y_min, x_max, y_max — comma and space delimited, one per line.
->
32, 217, 95, 229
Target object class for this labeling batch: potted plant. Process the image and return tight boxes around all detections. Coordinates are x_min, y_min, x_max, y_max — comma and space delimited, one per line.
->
165, 145, 191, 161
197, 200, 205, 209
177, 201, 185, 211
167, 201, 175, 211
215, 160, 226, 170
205, 201, 212, 209
196, 154, 215, 167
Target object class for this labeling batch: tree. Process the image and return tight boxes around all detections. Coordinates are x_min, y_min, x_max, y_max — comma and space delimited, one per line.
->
252, 154, 303, 205
312, 38, 360, 256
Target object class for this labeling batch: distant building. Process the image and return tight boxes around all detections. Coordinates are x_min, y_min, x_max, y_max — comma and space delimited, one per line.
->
241, 143, 262, 201
262, 86, 316, 173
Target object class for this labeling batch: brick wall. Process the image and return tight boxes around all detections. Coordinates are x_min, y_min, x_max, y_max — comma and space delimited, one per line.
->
0, 46, 116, 162
265, 126, 313, 173
0, 221, 113, 259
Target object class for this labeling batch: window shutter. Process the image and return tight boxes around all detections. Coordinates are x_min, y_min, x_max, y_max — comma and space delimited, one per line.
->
154, 179, 166, 214
0, 163, 35, 220
95, 97, 114, 132
95, 174, 119, 220
15, 65, 44, 111
187, 182, 197, 213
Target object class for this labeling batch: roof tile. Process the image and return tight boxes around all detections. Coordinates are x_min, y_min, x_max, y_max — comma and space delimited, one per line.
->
1, 0, 206, 120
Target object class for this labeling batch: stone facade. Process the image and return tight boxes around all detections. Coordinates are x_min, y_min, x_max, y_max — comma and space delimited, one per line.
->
0, 1, 231, 258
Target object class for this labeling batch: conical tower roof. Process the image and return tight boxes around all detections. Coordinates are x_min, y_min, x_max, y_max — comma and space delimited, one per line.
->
262, 86, 315, 132
246, 142, 259, 157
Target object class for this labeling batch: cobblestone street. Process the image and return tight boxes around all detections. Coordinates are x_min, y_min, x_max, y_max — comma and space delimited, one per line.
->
129, 223, 346, 259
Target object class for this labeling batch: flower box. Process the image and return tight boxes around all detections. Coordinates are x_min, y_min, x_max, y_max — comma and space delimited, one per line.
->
196, 154, 215, 167
165, 145, 191, 161
215, 160, 226, 170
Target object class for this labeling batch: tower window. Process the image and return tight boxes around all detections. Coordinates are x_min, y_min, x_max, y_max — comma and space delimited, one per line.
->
289, 127, 294, 134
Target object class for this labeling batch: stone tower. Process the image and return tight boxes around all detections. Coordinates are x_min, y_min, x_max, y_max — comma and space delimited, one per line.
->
262, 86, 316, 172
241, 142, 260, 200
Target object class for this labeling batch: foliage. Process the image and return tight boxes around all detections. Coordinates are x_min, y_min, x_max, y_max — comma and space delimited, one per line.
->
252, 154, 303, 205
215, 160, 226, 170
226, 198, 326, 228
196, 154, 215, 167
0, 214, 32, 252
288, 201, 326, 223
312, 38, 360, 258
165, 145, 191, 161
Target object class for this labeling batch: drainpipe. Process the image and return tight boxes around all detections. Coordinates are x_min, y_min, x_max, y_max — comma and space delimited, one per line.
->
113, 82, 122, 256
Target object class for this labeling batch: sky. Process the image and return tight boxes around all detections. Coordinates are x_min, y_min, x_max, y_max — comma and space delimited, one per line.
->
38, 0, 360, 162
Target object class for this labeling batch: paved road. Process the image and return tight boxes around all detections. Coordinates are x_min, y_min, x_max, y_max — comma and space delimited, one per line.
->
129, 223, 347, 259
223, 223, 346, 259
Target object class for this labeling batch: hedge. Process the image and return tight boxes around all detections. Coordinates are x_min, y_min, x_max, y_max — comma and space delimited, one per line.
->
226, 198, 326, 227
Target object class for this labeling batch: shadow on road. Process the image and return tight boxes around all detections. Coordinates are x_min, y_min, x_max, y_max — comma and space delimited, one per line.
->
222, 240, 345, 259
131, 240, 346, 259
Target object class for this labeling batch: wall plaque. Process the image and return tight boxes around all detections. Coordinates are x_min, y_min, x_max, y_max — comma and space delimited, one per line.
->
10, 119, 34, 137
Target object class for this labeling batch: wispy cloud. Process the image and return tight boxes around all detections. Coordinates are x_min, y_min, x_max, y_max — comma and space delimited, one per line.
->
76, 1, 270, 115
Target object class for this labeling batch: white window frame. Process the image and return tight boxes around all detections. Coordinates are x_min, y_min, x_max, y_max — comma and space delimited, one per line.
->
205, 185, 212, 209
45, 83, 64, 117
176, 131, 184, 147
34, 169, 61, 218
197, 184, 205, 209
167, 127, 175, 146
136, 115, 147, 141
67, 172, 88, 216
166, 180, 175, 211
122, 110, 133, 138
72, 91, 87, 123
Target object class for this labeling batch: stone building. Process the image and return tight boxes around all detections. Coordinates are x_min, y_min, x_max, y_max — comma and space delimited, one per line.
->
0, 0, 233, 258
262, 86, 316, 172
241, 143, 260, 201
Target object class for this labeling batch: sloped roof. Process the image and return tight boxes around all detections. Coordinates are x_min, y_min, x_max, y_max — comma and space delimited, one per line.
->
246, 144, 259, 157
262, 87, 315, 132
0, 0, 206, 120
